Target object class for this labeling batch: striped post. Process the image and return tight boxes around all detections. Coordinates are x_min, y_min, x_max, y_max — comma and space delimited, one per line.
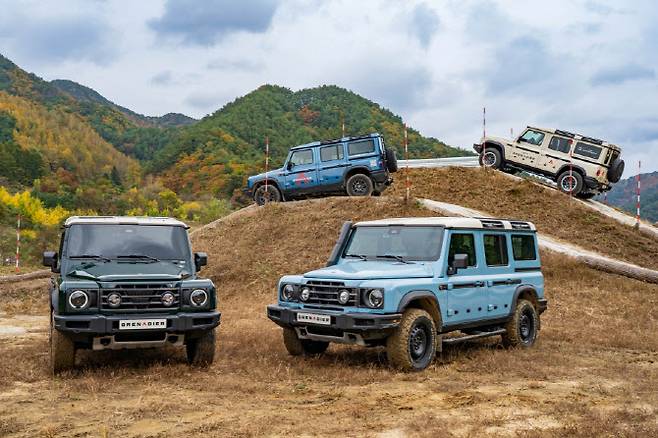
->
569, 150, 574, 198
482, 107, 486, 169
15, 214, 20, 273
636, 160, 641, 227
264, 136, 269, 204
404, 124, 410, 202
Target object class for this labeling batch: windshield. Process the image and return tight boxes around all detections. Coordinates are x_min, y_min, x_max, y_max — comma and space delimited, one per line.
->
343, 226, 444, 261
64, 224, 190, 261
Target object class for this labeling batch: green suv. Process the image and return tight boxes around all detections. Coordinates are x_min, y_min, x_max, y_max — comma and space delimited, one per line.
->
43, 216, 220, 373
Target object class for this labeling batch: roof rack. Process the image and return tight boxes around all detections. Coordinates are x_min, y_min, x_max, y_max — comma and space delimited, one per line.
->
479, 219, 505, 229
509, 221, 532, 230
554, 129, 575, 138
579, 135, 603, 145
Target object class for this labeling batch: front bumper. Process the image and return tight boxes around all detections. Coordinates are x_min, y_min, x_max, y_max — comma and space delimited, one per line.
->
54, 311, 221, 335
473, 143, 483, 154
267, 305, 401, 331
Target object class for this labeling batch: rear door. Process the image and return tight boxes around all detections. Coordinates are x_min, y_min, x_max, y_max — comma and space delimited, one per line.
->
539, 135, 573, 176
317, 143, 348, 190
283, 148, 319, 193
482, 233, 517, 318
347, 137, 384, 173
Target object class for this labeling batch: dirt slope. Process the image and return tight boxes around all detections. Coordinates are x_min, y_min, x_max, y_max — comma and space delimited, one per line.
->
391, 167, 658, 270
0, 197, 656, 437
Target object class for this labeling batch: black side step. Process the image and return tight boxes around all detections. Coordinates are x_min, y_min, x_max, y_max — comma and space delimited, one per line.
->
442, 329, 506, 345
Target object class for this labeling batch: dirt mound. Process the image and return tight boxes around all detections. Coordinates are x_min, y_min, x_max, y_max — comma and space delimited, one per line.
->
390, 167, 658, 270
1, 196, 656, 437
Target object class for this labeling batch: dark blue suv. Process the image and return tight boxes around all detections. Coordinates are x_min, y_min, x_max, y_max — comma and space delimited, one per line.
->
245, 133, 397, 205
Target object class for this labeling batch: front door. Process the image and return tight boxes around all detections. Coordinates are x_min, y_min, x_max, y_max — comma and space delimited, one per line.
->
445, 232, 486, 324
284, 148, 319, 194
510, 128, 545, 168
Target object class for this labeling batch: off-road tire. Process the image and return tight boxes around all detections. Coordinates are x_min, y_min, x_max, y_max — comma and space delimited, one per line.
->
50, 312, 75, 374
282, 328, 329, 356
186, 330, 216, 366
254, 184, 282, 206
385, 148, 398, 173
502, 299, 539, 348
557, 171, 584, 195
608, 158, 625, 183
386, 308, 437, 371
346, 174, 374, 197
479, 147, 502, 169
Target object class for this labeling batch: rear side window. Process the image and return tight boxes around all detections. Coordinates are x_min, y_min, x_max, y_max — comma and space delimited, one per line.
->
548, 136, 572, 154
511, 235, 537, 261
289, 149, 314, 166
519, 130, 545, 146
320, 144, 344, 162
448, 233, 477, 267
484, 234, 509, 266
574, 142, 602, 160
348, 139, 375, 156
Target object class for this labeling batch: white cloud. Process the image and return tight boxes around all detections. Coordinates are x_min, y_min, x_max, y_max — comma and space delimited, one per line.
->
0, 0, 657, 175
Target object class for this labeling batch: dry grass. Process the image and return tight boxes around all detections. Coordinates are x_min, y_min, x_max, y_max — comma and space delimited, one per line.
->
389, 167, 658, 270
0, 197, 656, 437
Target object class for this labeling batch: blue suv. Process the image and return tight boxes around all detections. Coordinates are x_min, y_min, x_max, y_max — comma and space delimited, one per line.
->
267, 217, 547, 371
245, 133, 397, 205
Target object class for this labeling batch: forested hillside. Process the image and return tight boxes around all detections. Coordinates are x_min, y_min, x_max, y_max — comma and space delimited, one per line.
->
0, 53, 466, 265
603, 171, 658, 223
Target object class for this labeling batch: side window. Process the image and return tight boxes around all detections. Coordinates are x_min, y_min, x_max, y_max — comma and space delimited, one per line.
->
519, 130, 545, 146
548, 136, 572, 154
573, 142, 602, 160
484, 234, 509, 266
348, 139, 375, 156
289, 149, 314, 166
320, 144, 344, 162
511, 235, 537, 261
448, 233, 477, 267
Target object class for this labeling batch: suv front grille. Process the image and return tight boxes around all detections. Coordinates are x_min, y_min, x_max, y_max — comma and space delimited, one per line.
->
101, 283, 180, 312
305, 280, 358, 307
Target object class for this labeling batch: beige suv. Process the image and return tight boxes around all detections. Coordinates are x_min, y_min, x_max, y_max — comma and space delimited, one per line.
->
474, 126, 624, 199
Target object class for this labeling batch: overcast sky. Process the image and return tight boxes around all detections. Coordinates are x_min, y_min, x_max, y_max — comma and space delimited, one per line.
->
1, 0, 657, 175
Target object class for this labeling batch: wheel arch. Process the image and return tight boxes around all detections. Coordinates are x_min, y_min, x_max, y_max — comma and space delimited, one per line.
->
482, 140, 506, 161
556, 164, 586, 178
253, 178, 282, 191
344, 166, 372, 181
512, 285, 539, 311
397, 290, 442, 328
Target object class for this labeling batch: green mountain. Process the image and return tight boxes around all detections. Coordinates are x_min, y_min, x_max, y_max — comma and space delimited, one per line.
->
150, 84, 468, 198
602, 172, 658, 223
51, 79, 196, 128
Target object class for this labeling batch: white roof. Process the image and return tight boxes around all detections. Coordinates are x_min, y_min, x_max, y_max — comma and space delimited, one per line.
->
64, 216, 188, 228
355, 216, 536, 231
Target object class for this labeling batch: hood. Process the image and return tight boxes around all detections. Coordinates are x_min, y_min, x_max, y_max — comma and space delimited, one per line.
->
64, 260, 191, 282
249, 167, 284, 182
304, 261, 434, 280
483, 135, 511, 144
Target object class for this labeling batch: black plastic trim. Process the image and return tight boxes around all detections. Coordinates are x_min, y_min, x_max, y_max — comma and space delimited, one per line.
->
267, 305, 401, 331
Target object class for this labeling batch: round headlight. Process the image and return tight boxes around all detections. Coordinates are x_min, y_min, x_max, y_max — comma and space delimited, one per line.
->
300, 287, 310, 302
69, 290, 89, 309
190, 289, 208, 307
161, 292, 175, 307
107, 292, 122, 308
366, 289, 384, 308
282, 284, 296, 301
338, 289, 350, 305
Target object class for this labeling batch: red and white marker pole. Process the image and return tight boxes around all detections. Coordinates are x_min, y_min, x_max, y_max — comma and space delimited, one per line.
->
15, 214, 20, 273
264, 136, 270, 204
569, 150, 574, 198
404, 123, 410, 202
636, 160, 641, 227
482, 107, 486, 168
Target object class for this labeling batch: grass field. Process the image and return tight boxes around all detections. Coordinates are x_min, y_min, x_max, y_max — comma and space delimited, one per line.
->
0, 197, 656, 437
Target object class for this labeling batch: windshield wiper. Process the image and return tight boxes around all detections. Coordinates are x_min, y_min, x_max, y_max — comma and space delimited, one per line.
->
344, 254, 369, 261
377, 254, 415, 264
68, 254, 111, 262
116, 254, 160, 262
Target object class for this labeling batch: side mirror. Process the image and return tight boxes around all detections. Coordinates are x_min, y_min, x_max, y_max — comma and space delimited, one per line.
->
286, 161, 294, 171
43, 251, 59, 273
194, 252, 208, 272
447, 253, 468, 275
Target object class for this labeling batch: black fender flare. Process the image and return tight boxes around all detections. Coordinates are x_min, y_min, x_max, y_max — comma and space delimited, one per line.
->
556, 164, 586, 178
482, 140, 507, 161
512, 285, 541, 328
396, 290, 442, 326
50, 282, 59, 312
343, 166, 372, 183
254, 178, 282, 191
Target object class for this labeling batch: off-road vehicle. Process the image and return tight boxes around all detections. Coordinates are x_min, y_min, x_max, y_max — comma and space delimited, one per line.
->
43, 216, 220, 373
474, 126, 624, 199
245, 133, 397, 205
267, 217, 547, 371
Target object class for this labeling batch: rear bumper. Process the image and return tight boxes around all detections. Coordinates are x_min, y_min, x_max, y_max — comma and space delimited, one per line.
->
267, 305, 401, 332
584, 176, 610, 192
54, 311, 221, 335
371, 170, 393, 189
537, 298, 548, 315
